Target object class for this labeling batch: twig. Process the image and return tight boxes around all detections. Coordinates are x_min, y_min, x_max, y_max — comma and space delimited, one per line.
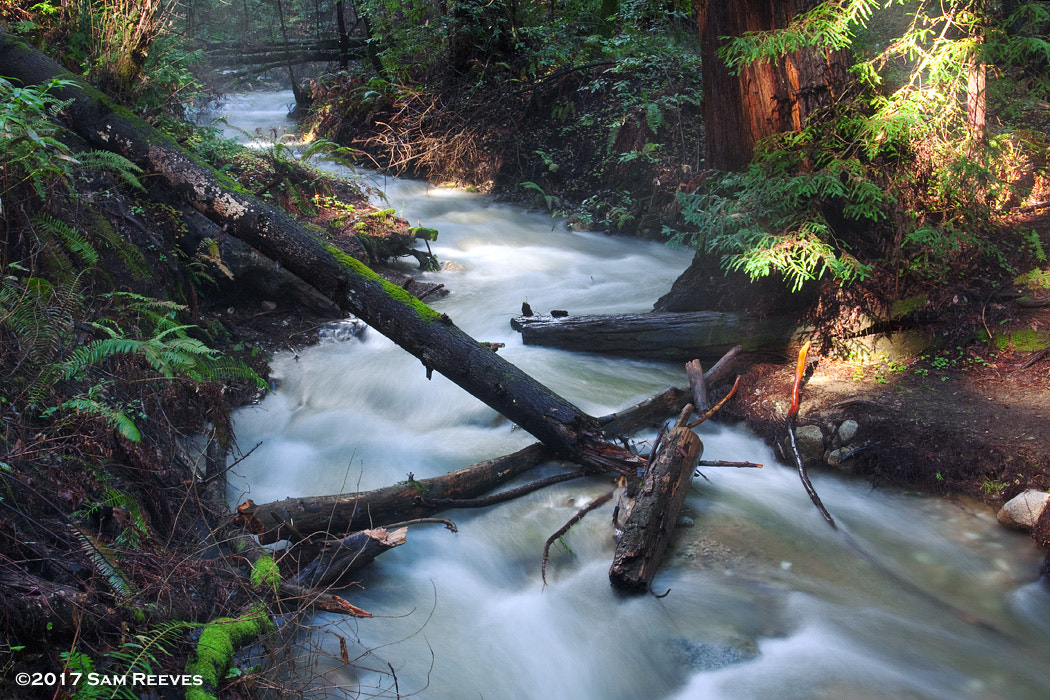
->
687, 376, 740, 428
382, 517, 458, 532
785, 341, 837, 529
417, 470, 589, 509
541, 489, 615, 585
696, 460, 763, 468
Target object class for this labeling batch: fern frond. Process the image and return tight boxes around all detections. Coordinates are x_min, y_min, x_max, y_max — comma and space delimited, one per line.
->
75, 150, 146, 191
32, 213, 99, 266
72, 526, 136, 603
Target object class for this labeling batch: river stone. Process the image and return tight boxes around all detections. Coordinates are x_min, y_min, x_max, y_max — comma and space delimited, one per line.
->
996, 490, 1050, 531
837, 419, 859, 445
790, 425, 824, 463
825, 447, 852, 471
668, 639, 758, 671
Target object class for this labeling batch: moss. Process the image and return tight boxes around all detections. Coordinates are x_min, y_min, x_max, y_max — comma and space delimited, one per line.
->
324, 243, 442, 322
249, 554, 280, 593
365, 207, 396, 219
995, 328, 1050, 352
890, 294, 927, 317
185, 606, 273, 700
408, 226, 439, 241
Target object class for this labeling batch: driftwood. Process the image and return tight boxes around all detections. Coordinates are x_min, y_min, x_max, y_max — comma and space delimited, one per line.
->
609, 406, 703, 593
510, 311, 795, 360
238, 444, 553, 544
290, 527, 407, 588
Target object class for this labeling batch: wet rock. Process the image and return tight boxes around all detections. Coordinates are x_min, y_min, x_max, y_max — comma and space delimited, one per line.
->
668, 639, 758, 672
837, 419, 859, 445
676, 516, 695, 528
997, 490, 1050, 531
825, 447, 852, 471
318, 316, 368, 343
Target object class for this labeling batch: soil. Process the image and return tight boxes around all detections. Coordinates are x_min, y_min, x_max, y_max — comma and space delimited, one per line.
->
725, 210, 1050, 549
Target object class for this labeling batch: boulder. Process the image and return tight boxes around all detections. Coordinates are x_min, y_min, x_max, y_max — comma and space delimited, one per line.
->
997, 490, 1050, 531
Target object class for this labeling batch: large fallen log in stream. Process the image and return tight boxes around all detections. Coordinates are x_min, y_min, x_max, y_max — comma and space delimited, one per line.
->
510, 311, 796, 360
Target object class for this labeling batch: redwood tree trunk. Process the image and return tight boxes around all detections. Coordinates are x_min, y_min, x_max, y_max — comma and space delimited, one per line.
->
698, 0, 850, 170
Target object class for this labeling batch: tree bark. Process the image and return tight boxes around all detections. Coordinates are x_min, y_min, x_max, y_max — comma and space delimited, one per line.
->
609, 420, 703, 593
0, 28, 600, 460
239, 444, 554, 543
290, 527, 407, 588
698, 0, 850, 170
510, 311, 794, 360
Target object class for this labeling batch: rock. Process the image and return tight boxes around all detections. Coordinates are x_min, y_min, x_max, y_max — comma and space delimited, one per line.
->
790, 425, 824, 463
825, 447, 852, 471
997, 490, 1050, 531
837, 419, 859, 445
261, 300, 277, 312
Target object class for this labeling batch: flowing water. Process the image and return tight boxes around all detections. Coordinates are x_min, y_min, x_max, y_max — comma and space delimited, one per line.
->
216, 92, 1050, 700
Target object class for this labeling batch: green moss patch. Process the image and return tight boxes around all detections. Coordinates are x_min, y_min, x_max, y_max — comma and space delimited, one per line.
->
324, 243, 442, 322
993, 327, 1050, 353
185, 606, 273, 700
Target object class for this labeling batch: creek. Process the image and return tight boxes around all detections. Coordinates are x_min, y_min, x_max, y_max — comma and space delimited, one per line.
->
217, 91, 1050, 700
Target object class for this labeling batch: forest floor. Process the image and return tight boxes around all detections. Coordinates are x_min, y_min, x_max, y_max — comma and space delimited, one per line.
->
725, 209, 1050, 551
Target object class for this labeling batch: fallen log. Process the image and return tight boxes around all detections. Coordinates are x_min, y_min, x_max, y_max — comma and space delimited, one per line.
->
290, 527, 407, 588
510, 311, 795, 361
238, 444, 553, 544
609, 407, 703, 594
0, 29, 600, 461
242, 344, 744, 544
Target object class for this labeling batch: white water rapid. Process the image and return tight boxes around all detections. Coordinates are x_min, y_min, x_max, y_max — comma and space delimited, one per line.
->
217, 92, 1050, 700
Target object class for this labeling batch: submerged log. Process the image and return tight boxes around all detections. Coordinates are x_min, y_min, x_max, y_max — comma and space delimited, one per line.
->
510, 312, 795, 361
609, 411, 703, 594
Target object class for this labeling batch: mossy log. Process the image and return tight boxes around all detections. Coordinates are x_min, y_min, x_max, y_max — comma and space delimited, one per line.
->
0, 29, 598, 459
510, 312, 795, 361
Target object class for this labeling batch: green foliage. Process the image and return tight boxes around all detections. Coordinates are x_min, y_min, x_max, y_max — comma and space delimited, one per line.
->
0, 77, 78, 208
673, 145, 876, 291
676, 0, 1050, 292
63, 622, 193, 700
185, 606, 274, 700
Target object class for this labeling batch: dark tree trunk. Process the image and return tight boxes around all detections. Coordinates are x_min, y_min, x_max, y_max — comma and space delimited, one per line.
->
510, 311, 795, 360
698, 0, 850, 170
240, 444, 553, 544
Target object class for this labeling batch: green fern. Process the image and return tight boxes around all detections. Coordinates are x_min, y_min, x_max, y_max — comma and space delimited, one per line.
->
33, 213, 100, 266
42, 389, 143, 442
74, 150, 145, 191
72, 526, 136, 604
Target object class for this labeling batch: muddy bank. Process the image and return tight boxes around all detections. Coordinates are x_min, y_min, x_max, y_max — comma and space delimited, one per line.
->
724, 348, 1050, 548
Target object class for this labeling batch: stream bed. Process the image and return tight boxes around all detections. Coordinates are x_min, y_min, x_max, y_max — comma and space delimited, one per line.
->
217, 92, 1050, 700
